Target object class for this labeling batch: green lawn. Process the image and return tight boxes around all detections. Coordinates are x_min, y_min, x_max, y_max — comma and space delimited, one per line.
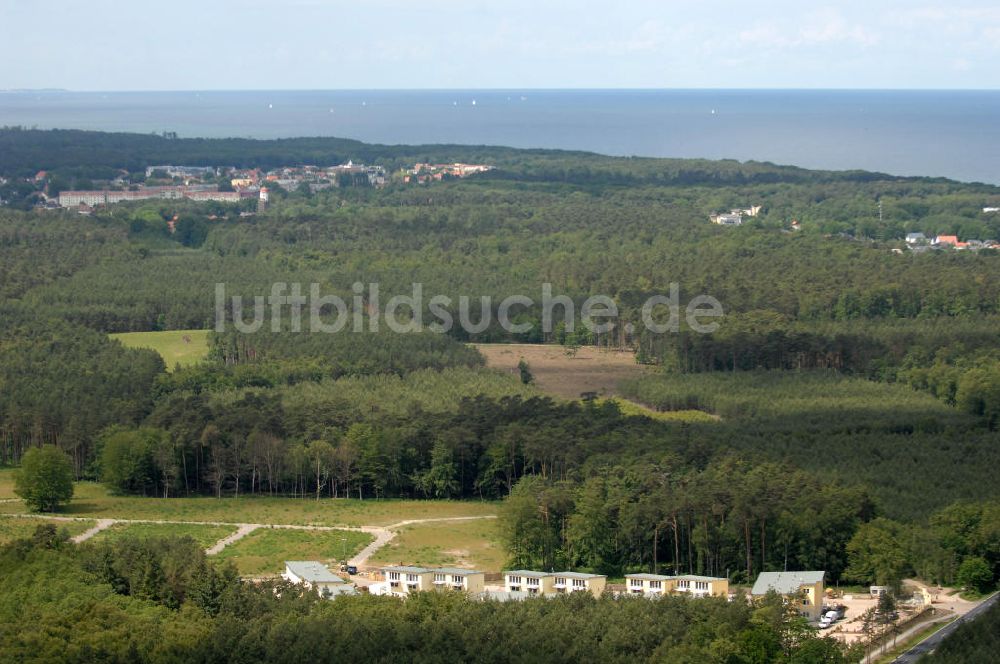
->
214, 527, 373, 576
0, 479, 498, 527
371, 518, 505, 572
0, 515, 94, 545
90, 522, 238, 549
109, 329, 210, 370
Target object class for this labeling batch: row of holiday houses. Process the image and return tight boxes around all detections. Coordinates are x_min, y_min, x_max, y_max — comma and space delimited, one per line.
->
282, 561, 828, 620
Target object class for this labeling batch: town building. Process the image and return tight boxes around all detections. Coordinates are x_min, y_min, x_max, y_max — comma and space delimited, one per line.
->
933, 235, 969, 249
751, 571, 826, 621
146, 165, 216, 178
905, 232, 927, 244
282, 561, 356, 598
710, 212, 744, 226
57, 185, 239, 208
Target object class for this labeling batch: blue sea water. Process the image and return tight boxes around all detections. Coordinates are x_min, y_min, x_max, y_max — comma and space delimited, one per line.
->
1, 89, 998, 184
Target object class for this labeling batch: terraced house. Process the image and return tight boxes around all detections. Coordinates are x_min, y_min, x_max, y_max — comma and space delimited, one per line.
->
624, 574, 729, 598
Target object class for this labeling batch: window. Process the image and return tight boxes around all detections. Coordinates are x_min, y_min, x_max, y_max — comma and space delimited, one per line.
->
388, 572, 400, 581
434, 574, 446, 583
629, 579, 643, 588
572, 579, 586, 589
508, 576, 521, 585
678, 580, 689, 589
406, 574, 418, 583
554, 577, 566, 586
695, 582, 708, 590
650, 581, 662, 590
802, 598, 810, 605
527, 578, 539, 586
451, 576, 463, 585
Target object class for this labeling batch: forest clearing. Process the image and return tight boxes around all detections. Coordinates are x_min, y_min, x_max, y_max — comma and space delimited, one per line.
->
110, 329, 210, 370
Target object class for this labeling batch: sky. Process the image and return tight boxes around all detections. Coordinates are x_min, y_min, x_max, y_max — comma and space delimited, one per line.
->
2, 0, 999, 90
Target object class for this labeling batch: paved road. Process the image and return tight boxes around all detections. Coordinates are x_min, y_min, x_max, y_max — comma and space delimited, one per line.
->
891, 591, 998, 663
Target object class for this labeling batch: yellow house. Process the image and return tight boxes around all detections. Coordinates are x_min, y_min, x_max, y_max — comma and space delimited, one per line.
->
751, 571, 826, 621
433, 568, 485, 594
672, 575, 729, 598
383, 566, 434, 595
504, 570, 555, 596
625, 573, 672, 596
625, 574, 729, 598
553, 572, 606, 597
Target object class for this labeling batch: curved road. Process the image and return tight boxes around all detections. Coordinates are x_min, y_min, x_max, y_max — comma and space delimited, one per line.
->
891, 591, 998, 663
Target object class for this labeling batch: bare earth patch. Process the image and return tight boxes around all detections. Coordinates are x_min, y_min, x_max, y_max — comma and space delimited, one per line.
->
474, 343, 646, 400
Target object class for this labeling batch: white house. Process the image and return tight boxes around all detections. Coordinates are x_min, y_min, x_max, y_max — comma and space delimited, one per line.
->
711, 212, 743, 226
282, 561, 354, 598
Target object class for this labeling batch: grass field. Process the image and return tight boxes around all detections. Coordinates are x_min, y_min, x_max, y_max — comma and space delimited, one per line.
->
0, 468, 18, 498
0, 476, 498, 527
0, 515, 94, 545
599, 397, 719, 423
214, 527, 373, 576
109, 329, 210, 370
90, 522, 238, 549
371, 518, 505, 571
474, 343, 647, 400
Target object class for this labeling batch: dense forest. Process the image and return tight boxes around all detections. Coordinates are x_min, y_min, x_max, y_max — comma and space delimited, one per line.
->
2, 129, 1000, 613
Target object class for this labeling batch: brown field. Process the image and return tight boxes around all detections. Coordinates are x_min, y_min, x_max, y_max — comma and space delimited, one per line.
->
474, 343, 647, 400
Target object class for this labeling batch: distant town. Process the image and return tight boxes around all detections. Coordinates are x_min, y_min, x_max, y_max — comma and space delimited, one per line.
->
0, 161, 494, 212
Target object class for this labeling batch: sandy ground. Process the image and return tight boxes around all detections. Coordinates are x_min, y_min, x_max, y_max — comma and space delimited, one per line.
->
474, 343, 645, 400
826, 581, 981, 647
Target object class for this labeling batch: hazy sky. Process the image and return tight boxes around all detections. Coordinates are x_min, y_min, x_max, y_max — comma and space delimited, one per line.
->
3, 0, 999, 90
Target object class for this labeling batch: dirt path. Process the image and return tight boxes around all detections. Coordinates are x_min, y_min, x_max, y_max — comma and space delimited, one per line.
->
205, 523, 260, 555
72, 518, 116, 543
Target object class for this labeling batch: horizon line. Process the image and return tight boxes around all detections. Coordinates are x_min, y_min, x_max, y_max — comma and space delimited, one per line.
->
3, 86, 1000, 94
